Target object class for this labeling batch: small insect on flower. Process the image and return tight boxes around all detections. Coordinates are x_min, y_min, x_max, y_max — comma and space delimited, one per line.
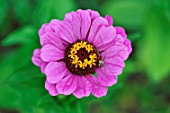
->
32, 9, 132, 98
98, 60, 104, 67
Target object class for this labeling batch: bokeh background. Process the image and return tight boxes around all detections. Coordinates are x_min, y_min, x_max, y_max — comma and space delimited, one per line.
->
0, 0, 170, 113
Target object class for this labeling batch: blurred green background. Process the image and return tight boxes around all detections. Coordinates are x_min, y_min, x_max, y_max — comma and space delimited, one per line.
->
0, 0, 170, 113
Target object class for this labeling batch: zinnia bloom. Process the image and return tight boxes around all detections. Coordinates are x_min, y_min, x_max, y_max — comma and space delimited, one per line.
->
32, 9, 132, 98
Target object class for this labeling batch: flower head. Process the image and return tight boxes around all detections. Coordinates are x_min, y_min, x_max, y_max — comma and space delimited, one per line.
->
32, 9, 132, 98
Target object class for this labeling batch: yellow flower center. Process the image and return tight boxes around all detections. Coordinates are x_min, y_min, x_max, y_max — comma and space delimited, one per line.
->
64, 40, 101, 75
68, 41, 97, 69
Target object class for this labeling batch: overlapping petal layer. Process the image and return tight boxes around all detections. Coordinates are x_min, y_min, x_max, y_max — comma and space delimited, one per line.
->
32, 9, 132, 98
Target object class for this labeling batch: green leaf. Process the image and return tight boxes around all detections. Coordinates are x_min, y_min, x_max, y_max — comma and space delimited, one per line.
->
0, 46, 40, 84
137, 7, 170, 83
0, 78, 47, 112
32, 0, 76, 28
0, 26, 39, 84
101, 0, 149, 30
34, 95, 60, 113
2, 26, 37, 46
0, 0, 8, 25
128, 32, 141, 42
0, 51, 21, 84
0, 85, 21, 109
0, 0, 10, 35
0, 63, 14, 84
7, 64, 43, 85
11, 0, 36, 24
152, 0, 170, 22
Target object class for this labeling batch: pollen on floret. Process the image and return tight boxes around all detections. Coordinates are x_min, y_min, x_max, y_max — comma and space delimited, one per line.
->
64, 40, 101, 75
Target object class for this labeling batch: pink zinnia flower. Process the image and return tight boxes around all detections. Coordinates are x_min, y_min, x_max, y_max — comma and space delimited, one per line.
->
32, 9, 132, 98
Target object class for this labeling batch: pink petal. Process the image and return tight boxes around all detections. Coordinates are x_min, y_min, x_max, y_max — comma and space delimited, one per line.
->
93, 26, 116, 47
38, 24, 48, 36
38, 19, 62, 37
114, 34, 125, 43
96, 69, 117, 86
45, 62, 68, 84
77, 9, 91, 40
101, 43, 129, 61
45, 80, 59, 96
32, 49, 44, 66
57, 74, 77, 95
104, 57, 125, 67
40, 44, 64, 62
32, 49, 48, 73
59, 21, 77, 43
48, 19, 62, 33
115, 26, 127, 39
97, 40, 114, 52
38, 19, 67, 49
87, 9, 100, 21
87, 17, 108, 43
87, 75, 108, 98
105, 15, 113, 26
73, 76, 92, 98
124, 39, 132, 54
40, 63, 48, 74
97, 34, 124, 52
40, 32, 65, 51
64, 12, 81, 40
99, 57, 125, 76
99, 62, 124, 76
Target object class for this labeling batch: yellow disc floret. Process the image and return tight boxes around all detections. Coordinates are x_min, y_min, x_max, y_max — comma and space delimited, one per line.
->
85, 45, 93, 53
68, 41, 97, 69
